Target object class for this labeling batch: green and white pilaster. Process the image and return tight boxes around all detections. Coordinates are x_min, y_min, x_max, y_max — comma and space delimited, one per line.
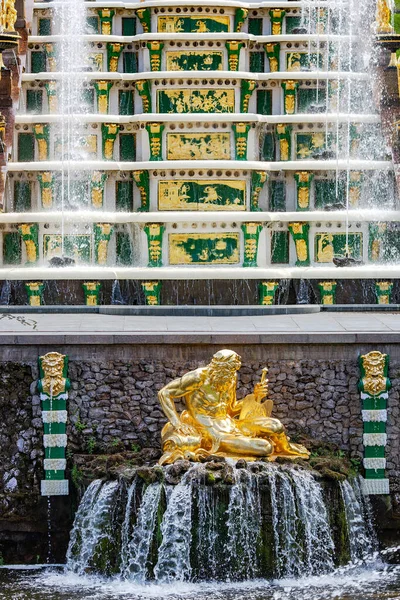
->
359, 351, 391, 495
39, 352, 70, 496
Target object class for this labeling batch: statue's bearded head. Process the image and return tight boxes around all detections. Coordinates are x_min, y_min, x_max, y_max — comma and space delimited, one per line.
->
208, 349, 241, 390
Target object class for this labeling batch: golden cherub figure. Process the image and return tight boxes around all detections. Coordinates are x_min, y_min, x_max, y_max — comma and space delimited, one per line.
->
158, 349, 309, 464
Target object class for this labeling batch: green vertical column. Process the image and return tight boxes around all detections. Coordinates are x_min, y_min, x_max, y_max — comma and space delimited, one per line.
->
136, 80, 152, 113
94, 81, 113, 114
269, 9, 285, 34
259, 281, 279, 305
107, 43, 124, 72
94, 223, 113, 265
38, 352, 70, 496
375, 281, 393, 304
133, 170, 150, 211
294, 172, 314, 211
147, 42, 164, 72
25, 282, 44, 306
225, 41, 244, 71
98, 9, 115, 34
276, 124, 292, 161
83, 281, 102, 306
240, 80, 257, 113
37, 172, 55, 209
281, 80, 299, 115
101, 124, 119, 160
250, 171, 268, 211
136, 8, 151, 33
232, 123, 251, 160
369, 223, 387, 262
33, 124, 50, 161
144, 223, 164, 267
141, 281, 162, 305
234, 8, 249, 32
90, 172, 108, 208
264, 43, 280, 72
242, 222, 263, 267
358, 351, 391, 495
288, 222, 310, 266
18, 223, 39, 264
318, 281, 337, 305
146, 123, 164, 161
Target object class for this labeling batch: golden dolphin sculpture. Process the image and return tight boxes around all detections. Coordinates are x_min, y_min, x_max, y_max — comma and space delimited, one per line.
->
158, 349, 309, 464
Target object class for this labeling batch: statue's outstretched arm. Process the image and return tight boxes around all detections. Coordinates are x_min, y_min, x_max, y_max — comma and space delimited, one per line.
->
158, 370, 202, 429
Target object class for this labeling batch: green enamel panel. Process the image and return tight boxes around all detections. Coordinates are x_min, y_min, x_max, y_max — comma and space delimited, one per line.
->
43, 234, 91, 263
298, 88, 326, 113
314, 179, 345, 209
383, 230, 400, 261
123, 53, 138, 73
250, 52, 265, 73
285, 16, 301, 33
169, 233, 240, 265
271, 231, 289, 264
26, 90, 43, 114
116, 232, 133, 265
3, 232, 21, 265
86, 16, 99, 33
363, 397, 387, 410
364, 422, 386, 434
166, 51, 223, 71
365, 446, 385, 458
45, 470, 65, 480
158, 89, 234, 114
296, 132, 333, 160
314, 233, 362, 263
159, 180, 245, 210
158, 15, 229, 33
269, 181, 286, 211
257, 90, 272, 115
41, 398, 67, 411
38, 18, 51, 35
18, 133, 35, 162
54, 180, 89, 209
119, 90, 134, 115
44, 447, 65, 459
248, 18, 263, 35
31, 52, 46, 73
82, 88, 95, 110
122, 17, 136, 35
394, 14, 400, 34
287, 52, 322, 71
116, 181, 133, 211
14, 181, 31, 212
43, 423, 66, 435
261, 132, 275, 161
364, 469, 386, 479
120, 134, 136, 161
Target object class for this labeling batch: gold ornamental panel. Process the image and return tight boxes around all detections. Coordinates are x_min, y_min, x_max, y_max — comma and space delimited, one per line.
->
158, 180, 246, 210
169, 232, 240, 265
167, 133, 231, 160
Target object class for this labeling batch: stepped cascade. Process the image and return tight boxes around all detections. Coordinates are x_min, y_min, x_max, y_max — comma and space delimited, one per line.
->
0, 0, 397, 306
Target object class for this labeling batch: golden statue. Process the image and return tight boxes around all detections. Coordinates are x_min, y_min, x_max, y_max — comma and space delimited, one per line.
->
158, 349, 309, 464
1, 0, 17, 32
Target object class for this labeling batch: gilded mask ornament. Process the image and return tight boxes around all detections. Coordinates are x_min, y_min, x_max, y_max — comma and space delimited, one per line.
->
40, 352, 68, 397
158, 349, 309, 464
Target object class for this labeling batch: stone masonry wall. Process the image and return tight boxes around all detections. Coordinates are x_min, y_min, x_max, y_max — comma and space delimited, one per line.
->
1, 350, 400, 532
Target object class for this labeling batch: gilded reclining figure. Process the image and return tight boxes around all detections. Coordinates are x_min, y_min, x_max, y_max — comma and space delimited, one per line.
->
158, 349, 309, 464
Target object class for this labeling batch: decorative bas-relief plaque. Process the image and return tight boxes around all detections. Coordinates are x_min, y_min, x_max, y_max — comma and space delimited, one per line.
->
158, 180, 246, 210
55, 135, 98, 159
169, 233, 240, 264
166, 51, 223, 71
158, 89, 235, 114
167, 133, 231, 160
286, 52, 322, 71
43, 234, 91, 263
314, 233, 362, 263
158, 15, 230, 33
296, 133, 335, 160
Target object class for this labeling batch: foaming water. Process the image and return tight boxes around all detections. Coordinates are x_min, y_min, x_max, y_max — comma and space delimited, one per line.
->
1, 561, 400, 600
